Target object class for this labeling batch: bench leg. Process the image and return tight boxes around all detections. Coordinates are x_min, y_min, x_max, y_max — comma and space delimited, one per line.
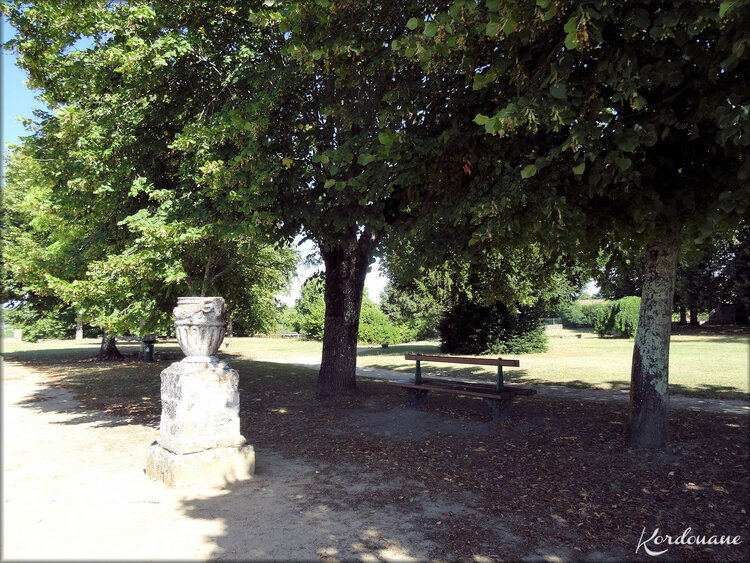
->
406, 388, 429, 407
484, 397, 513, 421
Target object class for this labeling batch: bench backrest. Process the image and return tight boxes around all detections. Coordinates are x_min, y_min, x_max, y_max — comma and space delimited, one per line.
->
404, 354, 519, 367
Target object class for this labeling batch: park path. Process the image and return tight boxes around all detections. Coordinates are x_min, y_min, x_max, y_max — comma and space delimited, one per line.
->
0, 359, 442, 561
278, 355, 750, 417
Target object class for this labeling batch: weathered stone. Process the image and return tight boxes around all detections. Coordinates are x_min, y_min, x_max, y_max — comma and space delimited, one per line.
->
157, 359, 245, 455
173, 296, 227, 358
146, 297, 254, 487
145, 442, 255, 488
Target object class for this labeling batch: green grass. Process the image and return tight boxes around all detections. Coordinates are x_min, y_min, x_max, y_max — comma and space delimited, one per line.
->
3, 328, 748, 400
221, 336, 323, 362
357, 328, 750, 400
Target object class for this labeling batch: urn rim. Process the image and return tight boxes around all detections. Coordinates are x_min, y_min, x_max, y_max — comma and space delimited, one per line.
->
176, 296, 225, 304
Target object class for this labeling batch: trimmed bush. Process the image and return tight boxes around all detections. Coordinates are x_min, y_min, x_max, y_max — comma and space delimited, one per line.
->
439, 301, 548, 355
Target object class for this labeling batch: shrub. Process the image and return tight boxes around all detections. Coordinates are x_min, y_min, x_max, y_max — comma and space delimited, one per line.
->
594, 302, 618, 337
594, 297, 641, 338
4, 302, 77, 342
614, 296, 641, 338
581, 302, 605, 326
358, 298, 402, 344
291, 275, 411, 344
559, 302, 587, 327
438, 301, 547, 355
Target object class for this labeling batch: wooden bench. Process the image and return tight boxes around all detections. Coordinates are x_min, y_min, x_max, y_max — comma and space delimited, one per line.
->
388, 353, 536, 420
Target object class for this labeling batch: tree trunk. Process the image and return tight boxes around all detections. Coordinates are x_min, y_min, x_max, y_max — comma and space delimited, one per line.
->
627, 239, 680, 449
75, 315, 83, 340
678, 306, 687, 325
317, 233, 379, 397
98, 330, 123, 361
689, 306, 699, 326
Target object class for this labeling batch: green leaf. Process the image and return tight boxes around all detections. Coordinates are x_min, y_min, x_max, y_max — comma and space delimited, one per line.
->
486, 21, 501, 36
521, 164, 537, 179
406, 17, 421, 30
720, 1, 737, 18
572, 162, 585, 175
563, 17, 578, 33
549, 84, 567, 99
618, 135, 638, 153
357, 153, 376, 166
424, 22, 438, 38
312, 49, 324, 61
378, 131, 396, 146
543, 5, 558, 21
324, 179, 336, 189
615, 157, 632, 171
473, 114, 491, 125
564, 32, 578, 51
632, 94, 647, 111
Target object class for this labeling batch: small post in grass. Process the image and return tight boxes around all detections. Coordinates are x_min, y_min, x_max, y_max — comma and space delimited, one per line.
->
496, 357, 504, 391
415, 353, 422, 385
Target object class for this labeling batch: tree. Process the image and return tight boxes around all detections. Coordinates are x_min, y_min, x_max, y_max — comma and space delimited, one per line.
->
6, 0, 480, 393
3, 1, 299, 355
292, 274, 407, 344
403, 0, 749, 446
380, 280, 446, 341
158, 0, 490, 395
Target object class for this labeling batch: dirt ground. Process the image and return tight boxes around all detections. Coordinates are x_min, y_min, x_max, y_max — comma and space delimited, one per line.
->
2, 357, 749, 561
2, 360, 451, 561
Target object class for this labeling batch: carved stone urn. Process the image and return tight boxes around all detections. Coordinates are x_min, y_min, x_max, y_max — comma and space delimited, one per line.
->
173, 297, 227, 359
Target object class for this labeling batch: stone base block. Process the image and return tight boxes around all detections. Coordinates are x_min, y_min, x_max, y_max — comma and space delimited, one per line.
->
145, 442, 255, 488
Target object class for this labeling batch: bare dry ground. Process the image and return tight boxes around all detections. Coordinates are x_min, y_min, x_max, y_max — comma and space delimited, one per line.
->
3, 352, 749, 561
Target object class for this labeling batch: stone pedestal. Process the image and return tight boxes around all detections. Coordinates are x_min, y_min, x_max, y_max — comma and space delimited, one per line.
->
146, 357, 255, 487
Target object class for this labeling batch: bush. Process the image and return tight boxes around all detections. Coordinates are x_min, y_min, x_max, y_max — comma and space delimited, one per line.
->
358, 298, 402, 344
580, 302, 606, 326
291, 275, 412, 344
554, 301, 607, 328
594, 297, 641, 338
614, 296, 641, 338
559, 302, 587, 327
439, 301, 548, 355
4, 302, 77, 342
594, 302, 618, 337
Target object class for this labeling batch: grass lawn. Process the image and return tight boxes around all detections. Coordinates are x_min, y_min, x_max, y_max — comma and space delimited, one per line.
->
356, 327, 750, 400
3, 325, 748, 399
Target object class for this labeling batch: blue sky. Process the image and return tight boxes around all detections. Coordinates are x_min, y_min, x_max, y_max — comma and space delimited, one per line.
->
2, 17, 46, 150
1, 17, 388, 304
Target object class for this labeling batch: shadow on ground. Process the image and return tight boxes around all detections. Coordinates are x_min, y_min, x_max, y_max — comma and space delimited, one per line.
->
8, 355, 750, 560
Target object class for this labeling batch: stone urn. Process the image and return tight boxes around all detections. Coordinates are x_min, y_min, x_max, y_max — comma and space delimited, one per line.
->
174, 297, 227, 359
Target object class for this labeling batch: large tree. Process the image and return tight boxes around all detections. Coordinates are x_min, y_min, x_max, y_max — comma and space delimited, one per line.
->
2, 3, 298, 349
403, 0, 749, 446
151, 0, 486, 395
4, 0, 466, 389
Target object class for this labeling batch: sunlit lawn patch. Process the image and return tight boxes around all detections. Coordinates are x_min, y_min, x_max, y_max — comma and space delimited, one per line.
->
356, 328, 750, 400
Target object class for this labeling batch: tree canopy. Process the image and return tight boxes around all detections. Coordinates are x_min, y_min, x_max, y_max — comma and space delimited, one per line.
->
2, 1, 299, 338
4, 0, 748, 447
398, 0, 749, 446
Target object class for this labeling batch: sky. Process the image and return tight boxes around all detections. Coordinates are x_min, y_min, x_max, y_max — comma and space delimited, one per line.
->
1, 17, 389, 306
